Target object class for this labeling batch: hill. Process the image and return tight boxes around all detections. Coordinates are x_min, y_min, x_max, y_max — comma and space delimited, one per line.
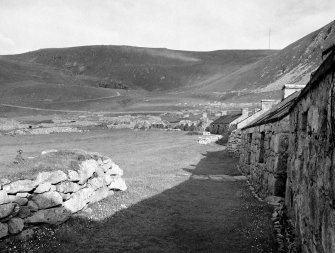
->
0, 20, 334, 115
3, 47, 275, 91
195, 20, 335, 103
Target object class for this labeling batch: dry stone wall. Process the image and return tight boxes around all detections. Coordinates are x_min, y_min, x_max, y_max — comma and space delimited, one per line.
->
239, 118, 290, 198
227, 129, 242, 157
286, 67, 335, 253
0, 150, 126, 240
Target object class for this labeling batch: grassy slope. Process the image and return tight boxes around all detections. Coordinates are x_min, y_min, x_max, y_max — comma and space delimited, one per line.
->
1, 20, 334, 114
196, 20, 335, 102
0, 47, 275, 114
4, 46, 275, 91
0, 129, 276, 252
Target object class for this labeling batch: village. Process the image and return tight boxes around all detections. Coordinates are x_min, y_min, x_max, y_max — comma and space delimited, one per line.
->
1, 1, 335, 252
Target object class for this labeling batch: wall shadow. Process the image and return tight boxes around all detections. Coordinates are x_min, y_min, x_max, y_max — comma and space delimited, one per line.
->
3, 151, 276, 253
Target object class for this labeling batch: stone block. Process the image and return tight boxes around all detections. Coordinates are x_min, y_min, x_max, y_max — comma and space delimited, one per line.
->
101, 158, 113, 172
0, 190, 10, 205
56, 181, 81, 194
105, 164, 124, 176
68, 170, 80, 182
31, 191, 63, 209
8, 195, 28, 206
0, 203, 16, 219
16, 192, 29, 198
78, 160, 98, 184
18, 206, 31, 219
27, 201, 39, 212
108, 176, 127, 191
0, 222, 8, 239
62, 187, 94, 213
7, 217, 24, 234
25, 207, 71, 225
35, 170, 68, 185
34, 182, 52, 193
95, 166, 105, 177
87, 177, 104, 190
3, 180, 37, 194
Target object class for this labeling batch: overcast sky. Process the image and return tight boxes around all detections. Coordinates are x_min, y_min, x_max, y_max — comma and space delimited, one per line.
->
0, 0, 334, 54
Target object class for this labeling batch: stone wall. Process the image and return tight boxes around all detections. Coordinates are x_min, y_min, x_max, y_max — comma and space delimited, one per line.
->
286, 66, 335, 253
239, 118, 290, 198
0, 150, 126, 240
227, 129, 242, 157
208, 123, 236, 144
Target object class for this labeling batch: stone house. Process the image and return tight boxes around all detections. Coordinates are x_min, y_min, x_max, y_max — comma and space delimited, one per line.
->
285, 46, 335, 253
238, 86, 304, 198
207, 111, 245, 143
237, 100, 277, 129
226, 100, 277, 156
229, 108, 249, 126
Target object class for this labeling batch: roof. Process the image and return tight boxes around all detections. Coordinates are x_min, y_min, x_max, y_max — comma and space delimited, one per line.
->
242, 91, 300, 130
211, 113, 242, 125
291, 46, 335, 108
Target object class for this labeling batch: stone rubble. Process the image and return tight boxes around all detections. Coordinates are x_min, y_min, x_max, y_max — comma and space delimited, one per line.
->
0, 150, 127, 240
197, 134, 222, 144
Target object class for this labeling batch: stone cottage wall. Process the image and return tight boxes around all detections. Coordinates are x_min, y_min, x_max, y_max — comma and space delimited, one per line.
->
209, 123, 236, 143
239, 118, 290, 198
227, 129, 242, 157
0, 150, 126, 240
286, 67, 335, 253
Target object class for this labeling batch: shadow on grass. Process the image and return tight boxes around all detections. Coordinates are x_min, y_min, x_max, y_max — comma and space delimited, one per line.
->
5, 151, 276, 253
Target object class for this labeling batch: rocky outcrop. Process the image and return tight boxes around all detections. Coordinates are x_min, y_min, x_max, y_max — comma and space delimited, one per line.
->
0, 150, 126, 240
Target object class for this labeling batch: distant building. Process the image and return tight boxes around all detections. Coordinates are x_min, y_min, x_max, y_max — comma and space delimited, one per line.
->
208, 112, 241, 136
237, 100, 277, 129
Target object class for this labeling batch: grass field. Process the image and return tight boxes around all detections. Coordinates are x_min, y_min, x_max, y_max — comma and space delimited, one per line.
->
0, 130, 276, 252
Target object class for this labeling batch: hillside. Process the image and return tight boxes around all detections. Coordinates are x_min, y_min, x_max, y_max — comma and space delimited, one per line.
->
3, 47, 275, 91
196, 20, 335, 103
0, 20, 334, 114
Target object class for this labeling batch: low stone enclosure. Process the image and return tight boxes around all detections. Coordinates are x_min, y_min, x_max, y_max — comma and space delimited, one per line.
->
237, 46, 335, 252
0, 150, 126, 240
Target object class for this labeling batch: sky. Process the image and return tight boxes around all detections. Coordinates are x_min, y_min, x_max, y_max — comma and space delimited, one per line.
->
0, 0, 334, 54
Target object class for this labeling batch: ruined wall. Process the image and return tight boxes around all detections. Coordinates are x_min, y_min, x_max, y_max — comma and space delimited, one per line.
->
0, 150, 126, 240
239, 119, 290, 198
286, 67, 335, 253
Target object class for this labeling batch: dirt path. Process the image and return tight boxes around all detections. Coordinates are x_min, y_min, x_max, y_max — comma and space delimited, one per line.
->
0, 102, 173, 114
0, 91, 121, 113
1, 130, 276, 252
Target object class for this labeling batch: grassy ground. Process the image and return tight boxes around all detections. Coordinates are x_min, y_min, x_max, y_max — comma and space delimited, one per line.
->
0, 130, 276, 252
